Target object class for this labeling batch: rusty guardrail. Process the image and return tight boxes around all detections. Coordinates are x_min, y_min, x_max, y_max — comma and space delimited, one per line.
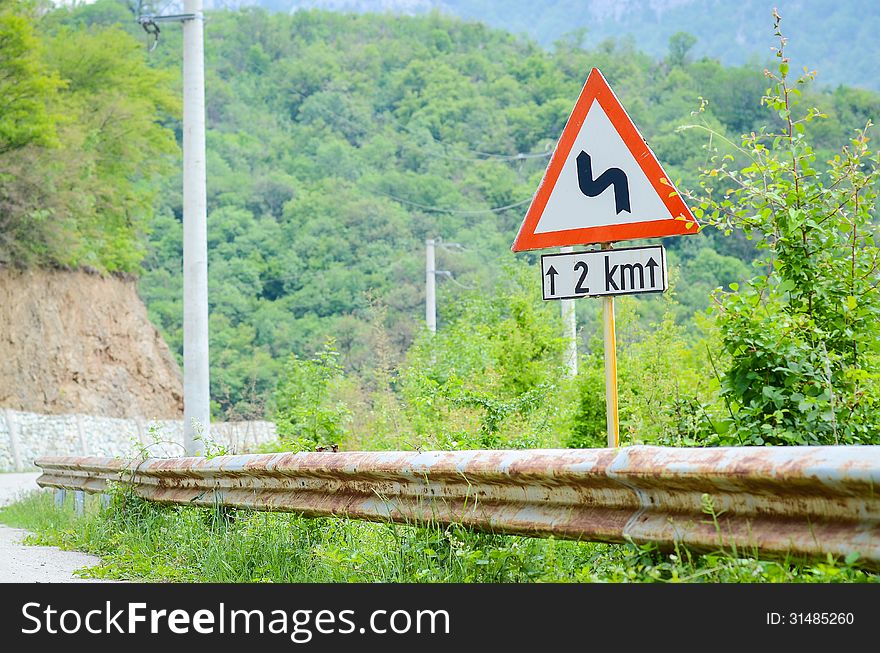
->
35, 446, 880, 567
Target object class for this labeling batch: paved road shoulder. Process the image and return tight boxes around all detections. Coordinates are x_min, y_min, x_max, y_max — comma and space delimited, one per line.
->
0, 472, 110, 583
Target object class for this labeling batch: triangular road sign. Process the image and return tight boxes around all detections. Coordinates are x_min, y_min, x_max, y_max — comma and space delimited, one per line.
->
512, 68, 698, 252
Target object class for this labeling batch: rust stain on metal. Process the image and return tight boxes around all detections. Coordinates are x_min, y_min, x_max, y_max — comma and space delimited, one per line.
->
34, 446, 880, 568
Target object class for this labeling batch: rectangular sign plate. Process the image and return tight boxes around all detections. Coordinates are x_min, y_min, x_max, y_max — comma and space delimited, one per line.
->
540, 245, 667, 300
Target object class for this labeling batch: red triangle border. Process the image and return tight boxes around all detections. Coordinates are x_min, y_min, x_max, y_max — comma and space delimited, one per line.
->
512, 68, 698, 252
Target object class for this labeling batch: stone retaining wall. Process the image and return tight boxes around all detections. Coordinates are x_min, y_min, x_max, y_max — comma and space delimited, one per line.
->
0, 408, 277, 471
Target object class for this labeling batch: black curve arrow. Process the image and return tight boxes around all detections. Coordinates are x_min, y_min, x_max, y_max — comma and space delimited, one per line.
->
576, 150, 631, 214
545, 265, 558, 295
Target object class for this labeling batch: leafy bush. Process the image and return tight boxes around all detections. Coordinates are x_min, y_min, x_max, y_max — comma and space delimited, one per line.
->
398, 262, 569, 450
567, 363, 606, 448
691, 13, 880, 444
268, 341, 350, 452
570, 302, 719, 448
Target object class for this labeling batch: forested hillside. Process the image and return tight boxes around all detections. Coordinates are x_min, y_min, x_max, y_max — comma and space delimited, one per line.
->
3, 2, 879, 446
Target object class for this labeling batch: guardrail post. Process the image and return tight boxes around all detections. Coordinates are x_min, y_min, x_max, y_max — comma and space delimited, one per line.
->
54, 488, 67, 509
4, 408, 23, 472
135, 417, 147, 447
75, 413, 88, 456
74, 490, 85, 516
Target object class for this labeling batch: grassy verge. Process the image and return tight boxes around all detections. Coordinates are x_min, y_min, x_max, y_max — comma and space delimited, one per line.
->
1, 489, 876, 583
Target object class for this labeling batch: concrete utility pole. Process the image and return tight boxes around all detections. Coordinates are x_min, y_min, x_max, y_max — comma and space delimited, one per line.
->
559, 246, 578, 377
182, 0, 209, 454
425, 238, 437, 334
425, 239, 463, 336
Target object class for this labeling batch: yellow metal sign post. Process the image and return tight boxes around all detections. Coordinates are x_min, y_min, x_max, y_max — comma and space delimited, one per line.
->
601, 243, 619, 448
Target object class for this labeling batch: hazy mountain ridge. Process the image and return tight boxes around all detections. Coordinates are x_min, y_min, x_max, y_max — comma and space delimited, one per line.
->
201, 0, 877, 90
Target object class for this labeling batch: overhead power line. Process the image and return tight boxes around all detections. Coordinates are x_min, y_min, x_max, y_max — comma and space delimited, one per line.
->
410, 147, 552, 164
294, 93, 555, 163
398, 121, 554, 162
375, 190, 533, 215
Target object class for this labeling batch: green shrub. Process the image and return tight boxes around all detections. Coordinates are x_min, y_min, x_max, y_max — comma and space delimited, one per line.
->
268, 341, 350, 452
689, 14, 880, 444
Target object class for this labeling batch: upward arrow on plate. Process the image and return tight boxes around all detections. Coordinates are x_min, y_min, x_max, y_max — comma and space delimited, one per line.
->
545, 265, 558, 295
645, 257, 659, 287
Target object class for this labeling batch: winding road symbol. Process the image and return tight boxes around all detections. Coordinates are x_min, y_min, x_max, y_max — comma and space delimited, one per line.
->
576, 150, 631, 214
511, 68, 698, 251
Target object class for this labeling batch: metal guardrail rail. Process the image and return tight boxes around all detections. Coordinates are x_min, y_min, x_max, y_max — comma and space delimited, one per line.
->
35, 446, 880, 567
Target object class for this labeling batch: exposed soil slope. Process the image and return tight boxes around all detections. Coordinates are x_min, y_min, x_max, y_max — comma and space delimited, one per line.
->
0, 267, 182, 418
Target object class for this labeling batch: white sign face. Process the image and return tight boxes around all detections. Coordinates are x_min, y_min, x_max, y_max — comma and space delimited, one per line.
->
540, 245, 667, 300
534, 101, 674, 235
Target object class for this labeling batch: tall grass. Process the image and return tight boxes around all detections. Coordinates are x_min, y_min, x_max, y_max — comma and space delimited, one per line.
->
1, 489, 876, 583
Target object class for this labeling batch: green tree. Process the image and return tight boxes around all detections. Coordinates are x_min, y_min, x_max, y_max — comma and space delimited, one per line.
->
667, 31, 697, 68
36, 5, 880, 420
0, 11, 178, 272
0, 1, 61, 154
40, 24, 179, 272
